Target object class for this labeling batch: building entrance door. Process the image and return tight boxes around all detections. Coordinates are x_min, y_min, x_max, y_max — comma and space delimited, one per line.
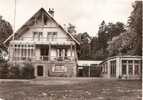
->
37, 65, 44, 76
40, 48, 49, 60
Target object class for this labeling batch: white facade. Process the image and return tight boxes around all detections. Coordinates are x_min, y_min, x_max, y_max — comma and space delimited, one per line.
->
6, 8, 79, 77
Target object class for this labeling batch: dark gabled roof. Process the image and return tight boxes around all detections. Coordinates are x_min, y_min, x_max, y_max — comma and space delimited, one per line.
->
4, 8, 80, 45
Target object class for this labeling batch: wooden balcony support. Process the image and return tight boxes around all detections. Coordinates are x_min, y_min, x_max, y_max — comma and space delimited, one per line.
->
70, 43, 73, 57
9, 41, 35, 61
48, 43, 51, 60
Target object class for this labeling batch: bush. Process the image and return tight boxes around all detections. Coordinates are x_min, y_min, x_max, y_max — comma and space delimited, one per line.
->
8, 64, 20, 79
20, 62, 35, 79
8, 61, 35, 79
0, 61, 9, 79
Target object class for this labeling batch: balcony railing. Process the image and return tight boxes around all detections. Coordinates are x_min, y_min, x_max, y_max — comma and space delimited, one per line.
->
16, 37, 72, 42
10, 56, 75, 62
10, 37, 75, 45
40, 56, 74, 61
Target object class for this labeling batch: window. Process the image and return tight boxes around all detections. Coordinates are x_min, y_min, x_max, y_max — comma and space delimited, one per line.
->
128, 60, 133, 75
134, 60, 140, 75
135, 65, 139, 75
52, 66, 67, 72
47, 32, 57, 41
110, 60, 116, 77
33, 32, 38, 40
33, 32, 43, 41
122, 60, 127, 75
39, 32, 43, 40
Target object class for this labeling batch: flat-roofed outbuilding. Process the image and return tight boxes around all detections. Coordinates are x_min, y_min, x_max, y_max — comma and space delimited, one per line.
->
100, 56, 142, 79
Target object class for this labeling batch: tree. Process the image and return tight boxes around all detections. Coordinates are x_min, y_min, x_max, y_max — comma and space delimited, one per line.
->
0, 16, 13, 62
67, 23, 76, 35
0, 16, 13, 43
107, 22, 126, 41
90, 21, 126, 60
95, 21, 108, 60
127, 1, 142, 55
77, 32, 91, 60
107, 1, 142, 56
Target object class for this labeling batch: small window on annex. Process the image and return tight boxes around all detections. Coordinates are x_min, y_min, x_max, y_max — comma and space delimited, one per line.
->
110, 60, 116, 76
128, 60, 133, 75
134, 60, 140, 75
122, 60, 127, 75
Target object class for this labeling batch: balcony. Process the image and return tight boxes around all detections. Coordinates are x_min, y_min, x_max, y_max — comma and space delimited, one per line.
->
10, 56, 75, 62
12, 37, 75, 45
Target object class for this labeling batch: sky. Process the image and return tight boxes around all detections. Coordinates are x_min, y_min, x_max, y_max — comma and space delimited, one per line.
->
0, 0, 135, 36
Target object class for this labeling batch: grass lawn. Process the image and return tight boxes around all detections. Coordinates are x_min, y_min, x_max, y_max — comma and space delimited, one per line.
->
0, 78, 141, 100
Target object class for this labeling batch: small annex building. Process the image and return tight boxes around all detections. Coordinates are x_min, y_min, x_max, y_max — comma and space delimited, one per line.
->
100, 56, 142, 79
77, 60, 102, 77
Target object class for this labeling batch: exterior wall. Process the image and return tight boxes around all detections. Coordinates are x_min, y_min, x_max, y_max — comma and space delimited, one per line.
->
19, 24, 75, 45
8, 9, 78, 78
33, 61, 76, 77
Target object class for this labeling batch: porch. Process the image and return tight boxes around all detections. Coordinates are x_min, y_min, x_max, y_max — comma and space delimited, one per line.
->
9, 40, 77, 62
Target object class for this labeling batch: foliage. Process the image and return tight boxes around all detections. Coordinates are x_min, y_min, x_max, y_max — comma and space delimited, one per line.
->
0, 16, 12, 62
8, 64, 20, 79
76, 32, 92, 60
107, 1, 142, 56
127, 1, 142, 55
8, 61, 35, 79
74, 20, 125, 60
0, 16, 13, 43
67, 23, 77, 35
90, 21, 125, 60
20, 62, 35, 79
0, 61, 9, 79
0, 44, 8, 61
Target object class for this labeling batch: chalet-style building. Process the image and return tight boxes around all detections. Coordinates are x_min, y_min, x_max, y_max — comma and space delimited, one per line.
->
100, 56, 142, 79
5, 8, 80, 77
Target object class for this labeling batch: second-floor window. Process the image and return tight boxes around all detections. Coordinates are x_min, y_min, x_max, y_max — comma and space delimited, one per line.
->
47, 32, 57, 41
33, 32, 43, 41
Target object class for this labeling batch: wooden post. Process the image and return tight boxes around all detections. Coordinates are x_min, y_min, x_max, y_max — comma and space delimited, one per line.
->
127, 61, 129, 77
63, 49, 65, 60
88, 66, 91, 77
33, 44, 36, 60
19, 43, 21, 60
49, 43, 51, 60
133, 60, 135, 75
29, 44, 31, 59
70, 44, 72, 60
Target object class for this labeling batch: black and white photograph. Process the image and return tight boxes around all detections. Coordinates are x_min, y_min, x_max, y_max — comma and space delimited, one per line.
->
0, 0, 142, 100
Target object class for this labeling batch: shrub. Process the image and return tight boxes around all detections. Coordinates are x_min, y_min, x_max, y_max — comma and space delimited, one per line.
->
0, 61, 9, 79
8, 64, 20, 79
21, 62, 35, 79
8, 62, 35, 79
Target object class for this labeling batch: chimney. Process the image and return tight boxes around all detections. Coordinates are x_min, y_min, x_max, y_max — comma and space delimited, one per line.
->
48, 8, 54, 17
